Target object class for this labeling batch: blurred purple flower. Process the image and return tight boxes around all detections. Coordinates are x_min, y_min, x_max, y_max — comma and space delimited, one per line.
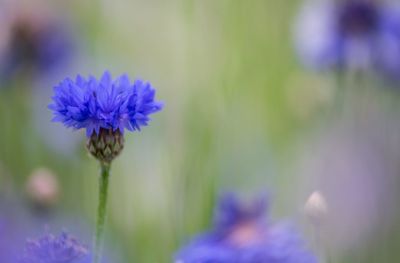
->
20, 231, 88, 263
0, 12, 74, 82
49, 71, 163, 137
294, 0, 400, 78
175, 193, 317, 263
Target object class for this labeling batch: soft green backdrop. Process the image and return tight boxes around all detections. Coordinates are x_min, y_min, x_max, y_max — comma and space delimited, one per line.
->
1, 0, 399, 262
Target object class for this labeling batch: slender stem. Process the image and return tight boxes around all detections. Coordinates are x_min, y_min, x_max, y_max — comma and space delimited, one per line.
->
93, 163, 111, 263
312, 225, 331, 263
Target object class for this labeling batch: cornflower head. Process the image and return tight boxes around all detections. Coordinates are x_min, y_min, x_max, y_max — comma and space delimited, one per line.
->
175, 193, 317, 263
20, 231, 88, 263
49, 70, 162, 263
49, 71, 163, 164
294, 0, 400, 78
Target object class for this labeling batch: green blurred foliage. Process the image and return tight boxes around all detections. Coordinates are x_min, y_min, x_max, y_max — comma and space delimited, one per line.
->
1, 0, 400, 262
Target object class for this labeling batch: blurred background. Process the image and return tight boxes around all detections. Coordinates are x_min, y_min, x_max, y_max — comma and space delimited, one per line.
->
0, 0, 399, 262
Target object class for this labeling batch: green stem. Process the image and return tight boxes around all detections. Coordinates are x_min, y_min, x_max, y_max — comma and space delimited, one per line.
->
93, 163, 111, 263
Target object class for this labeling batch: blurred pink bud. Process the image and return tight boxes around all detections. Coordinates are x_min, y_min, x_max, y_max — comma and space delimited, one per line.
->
304, 191, 328, 226
26, 168, 60, 208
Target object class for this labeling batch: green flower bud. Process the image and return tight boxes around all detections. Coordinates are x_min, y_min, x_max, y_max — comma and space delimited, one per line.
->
86, 128, 124, 165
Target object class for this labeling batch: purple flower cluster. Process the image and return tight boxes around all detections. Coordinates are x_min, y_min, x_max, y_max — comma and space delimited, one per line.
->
175, 194, 317, 263
20, 231, 88, 263
294, 0, 400, 78
49, 71, 163, 137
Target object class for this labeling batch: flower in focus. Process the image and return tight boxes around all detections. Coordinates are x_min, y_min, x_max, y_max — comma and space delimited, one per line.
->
294, 0, 400, 78
0, 7, 74, 83
49, 71, 163, 137
49, 71, 163, 163
20, 231, 88, 263
175, 193, 317, 263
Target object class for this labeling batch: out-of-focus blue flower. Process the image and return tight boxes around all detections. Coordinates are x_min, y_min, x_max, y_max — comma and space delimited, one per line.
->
20, 231, 88, 263
49, 71, 163, 137
294, 0, 400, 78
175, 193, 317, 263
0, 14, 74, 82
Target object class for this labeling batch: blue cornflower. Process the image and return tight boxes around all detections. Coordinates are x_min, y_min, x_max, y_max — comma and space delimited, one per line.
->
175, 193, 317, 263
49, 71, 163, 164
294, 0, 400, 78
50, 71, 163, 261
20, 231, 88, 263
49, 71, 163, 137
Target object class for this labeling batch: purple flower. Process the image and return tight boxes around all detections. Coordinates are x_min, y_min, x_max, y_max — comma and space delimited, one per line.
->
175, 193, 317, 263
49, 71, 163, 137
0, 14, 74, 82
20, 231, 88, 263
294, 0, 400, 78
